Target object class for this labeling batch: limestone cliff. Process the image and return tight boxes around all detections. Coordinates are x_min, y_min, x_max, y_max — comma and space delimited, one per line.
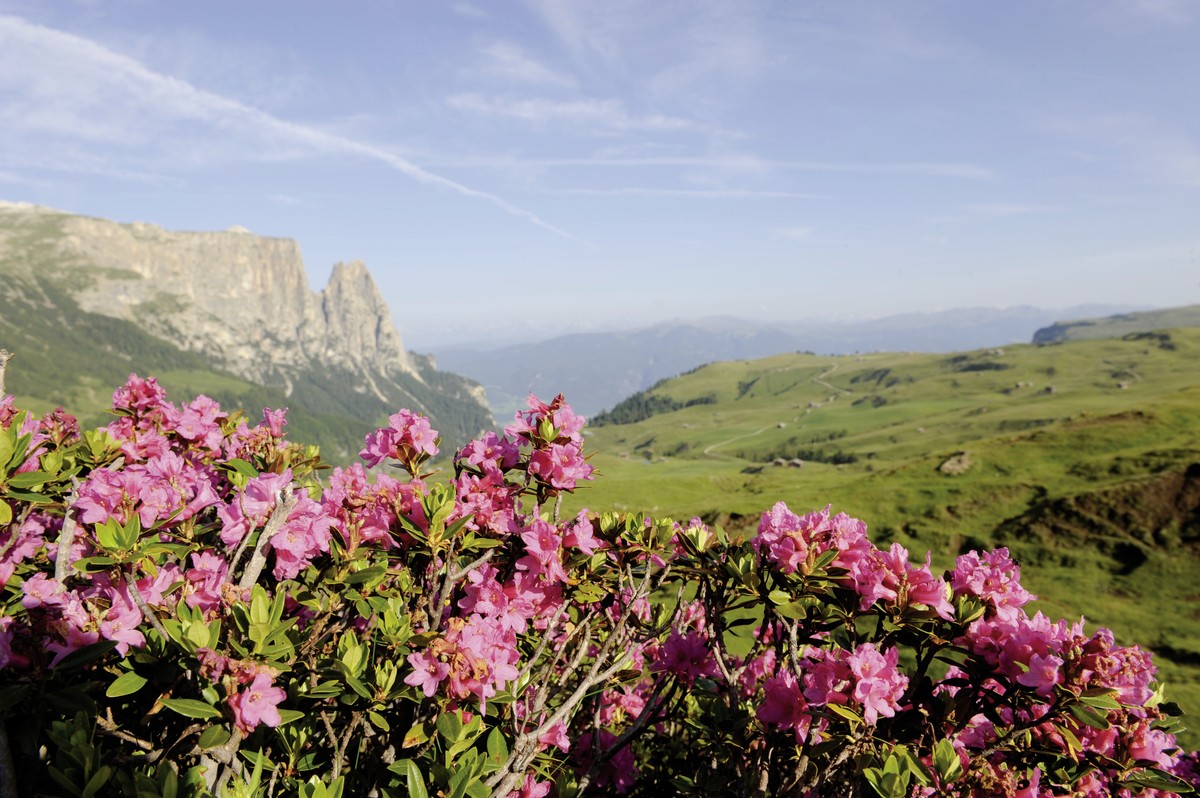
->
0, 202, 493, 453
42, 213, 417, 394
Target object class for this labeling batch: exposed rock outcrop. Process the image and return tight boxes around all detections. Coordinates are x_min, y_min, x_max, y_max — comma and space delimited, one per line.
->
38, 212, 418, 392
0, 202, 493, 453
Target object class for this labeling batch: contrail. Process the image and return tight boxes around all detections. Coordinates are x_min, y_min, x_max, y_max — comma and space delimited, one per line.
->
0, 15, 574, 239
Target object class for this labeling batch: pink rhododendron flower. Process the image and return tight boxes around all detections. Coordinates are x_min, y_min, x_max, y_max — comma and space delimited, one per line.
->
404, 650, 450, 697
951, 547, 1036, 619
654, 631, 717, 686
507, 775, 552, 798
1016, 652, 1064, 696
506, 393, 585, 446
228, 672, 286, 735
757, 668, 813, 742
457, 431, 520, 474
360, 409, 438, 470
527, 442, 594, 491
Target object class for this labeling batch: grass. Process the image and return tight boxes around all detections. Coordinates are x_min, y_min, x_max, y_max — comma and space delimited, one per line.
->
566, 329, 1200, 745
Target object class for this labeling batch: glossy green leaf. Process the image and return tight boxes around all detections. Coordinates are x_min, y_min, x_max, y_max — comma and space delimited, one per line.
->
105, 671, 147, 698
197, 726, 231, 750
160, 698, 222, 720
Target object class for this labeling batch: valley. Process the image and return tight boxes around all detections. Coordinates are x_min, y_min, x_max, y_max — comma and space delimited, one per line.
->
567, 327, 1200, 742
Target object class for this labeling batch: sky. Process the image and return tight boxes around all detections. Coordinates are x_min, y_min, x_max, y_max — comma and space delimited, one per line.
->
1, 1, 1198, 349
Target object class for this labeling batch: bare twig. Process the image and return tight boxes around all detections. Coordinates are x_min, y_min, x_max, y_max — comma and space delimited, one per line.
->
54, 478, 82, 583
97, 710, 156, 753
238, 488, 297, 589
449, 548, 497, 582
0, 349, 12, 396
124, 570, 170, 642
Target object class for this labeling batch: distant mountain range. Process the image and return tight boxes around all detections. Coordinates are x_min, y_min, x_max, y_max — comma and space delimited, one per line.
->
0, 202, 492, 460
430, 304, 1141, 417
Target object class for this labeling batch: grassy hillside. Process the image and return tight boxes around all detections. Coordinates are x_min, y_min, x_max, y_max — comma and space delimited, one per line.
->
569, 329, 1200, 743
1033, 304, 1200, 343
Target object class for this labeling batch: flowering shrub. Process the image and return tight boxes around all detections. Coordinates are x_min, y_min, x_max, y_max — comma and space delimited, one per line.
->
0, 376, 1197, 797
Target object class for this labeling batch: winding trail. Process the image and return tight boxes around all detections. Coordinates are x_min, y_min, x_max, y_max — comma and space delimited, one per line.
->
703, 425, 771, 458
700, 360, 853, 460
813, 363, 851, 395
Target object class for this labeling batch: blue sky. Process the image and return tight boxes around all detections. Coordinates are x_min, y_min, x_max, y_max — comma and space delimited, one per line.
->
1, 1, 1198, 348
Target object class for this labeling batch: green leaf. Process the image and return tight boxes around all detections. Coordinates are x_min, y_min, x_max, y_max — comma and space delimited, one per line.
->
304, 680, 343, 699
342, 565, 388, 585
1078, 691, 1122, 711
1120, 768, 1195, 792
367, 711, 390, 732
1067, 702, 1111, 730
105, 671, 148, 698
825, 703, 862, 724
223, 458, 261, 479
197, 726, 231, 750
1, 487, 54, 503
54, 640, 118, 671
932, 738, 962, 783
484, 728, 508, 769
767, 589, 792, 605
6, 470, 53, 489
811, 547, 840, 571
81, 765, 113, 798
403, 760, 429, 798
0, 501, 11, 525
160, 698, 222, 720
773, 599, 808, 620
72, 556, 119, 573
437, 710, 463, 743
116, 514, 142, 551
277, 709, 305, 726
1053, 723, 1082, 756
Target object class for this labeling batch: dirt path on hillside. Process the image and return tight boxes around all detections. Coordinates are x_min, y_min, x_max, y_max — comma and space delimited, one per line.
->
704, 425, 771, 458
813, 363, 851, 395
702, 363, 852, 459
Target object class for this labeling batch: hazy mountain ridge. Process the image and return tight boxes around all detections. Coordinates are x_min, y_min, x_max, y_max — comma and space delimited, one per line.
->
432, 304, 1140, 417
0, 202, 492, 458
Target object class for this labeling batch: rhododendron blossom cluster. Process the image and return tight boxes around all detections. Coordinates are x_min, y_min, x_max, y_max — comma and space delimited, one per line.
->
0, 377, 1196, 798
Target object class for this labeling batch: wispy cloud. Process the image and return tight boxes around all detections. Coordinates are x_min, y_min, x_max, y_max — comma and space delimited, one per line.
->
267, 193, 307, 207
1042, 111, 1200, 188
0, 14, 571, 237
477, 41, 575, 87
445, 92, 698, 132
458, 155, 993, 180
962, 203, 1064, 216
1117, 0, 1195, 24
773, 226, 814, 240
554, 187, 821, 199
452, 3, 488, 20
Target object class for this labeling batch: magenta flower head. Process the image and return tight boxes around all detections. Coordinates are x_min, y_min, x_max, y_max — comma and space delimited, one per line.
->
228, 672, 287, 735
360, 409, 440, 474
506, 394, 585, 447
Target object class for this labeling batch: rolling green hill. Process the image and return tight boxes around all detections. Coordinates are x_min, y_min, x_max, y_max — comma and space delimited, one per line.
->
1033, 304, 1200, 344
569, 328, 1200, 742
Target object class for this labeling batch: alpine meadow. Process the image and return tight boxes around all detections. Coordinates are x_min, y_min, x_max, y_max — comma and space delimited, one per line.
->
4, 2, 1200, 796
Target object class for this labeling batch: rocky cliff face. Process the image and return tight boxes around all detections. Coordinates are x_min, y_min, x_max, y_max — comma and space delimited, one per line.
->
0, 202, 493, 452
43, 213, 418, 394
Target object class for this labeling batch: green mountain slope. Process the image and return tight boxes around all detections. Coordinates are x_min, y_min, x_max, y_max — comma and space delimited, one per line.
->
570, 329, 1200, 742
1033, 304, 1200, 344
